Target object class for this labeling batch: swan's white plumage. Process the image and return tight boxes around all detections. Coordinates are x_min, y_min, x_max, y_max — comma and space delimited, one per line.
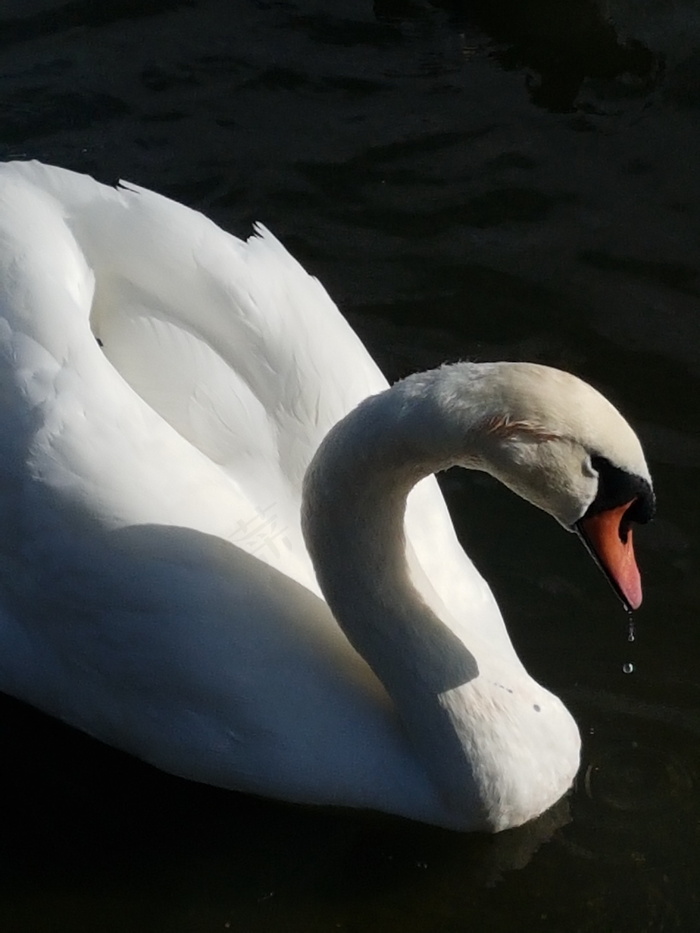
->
0, 160, 610, 831
0, 161, 500, 618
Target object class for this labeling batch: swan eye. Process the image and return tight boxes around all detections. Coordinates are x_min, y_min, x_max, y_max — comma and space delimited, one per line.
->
586, 455, 655, 525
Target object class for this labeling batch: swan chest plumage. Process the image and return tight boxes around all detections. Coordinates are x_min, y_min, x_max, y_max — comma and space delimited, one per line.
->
0, 161, 653, 831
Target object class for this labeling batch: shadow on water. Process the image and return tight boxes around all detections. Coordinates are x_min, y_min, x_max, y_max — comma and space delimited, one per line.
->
375, 0, 659, 111
0, 0, 190, 45
1, 681, 699, 932
0, 694, 570, 932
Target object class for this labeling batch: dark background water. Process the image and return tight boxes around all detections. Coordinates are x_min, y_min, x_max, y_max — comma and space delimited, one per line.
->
1, 1, 699, 930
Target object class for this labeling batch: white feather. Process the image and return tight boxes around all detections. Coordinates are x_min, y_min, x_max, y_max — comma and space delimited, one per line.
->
0, 161, 649, 830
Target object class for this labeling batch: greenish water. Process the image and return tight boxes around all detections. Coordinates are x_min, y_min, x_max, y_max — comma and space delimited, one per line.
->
1, 1, 699, 930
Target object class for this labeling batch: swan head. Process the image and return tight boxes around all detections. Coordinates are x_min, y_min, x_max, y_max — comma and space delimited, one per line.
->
404, 362, 655, 610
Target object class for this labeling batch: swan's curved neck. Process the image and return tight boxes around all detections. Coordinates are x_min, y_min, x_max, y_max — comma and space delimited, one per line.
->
302, 367, 494, 656
303, 367, 483, 689
302, 364, 580, 830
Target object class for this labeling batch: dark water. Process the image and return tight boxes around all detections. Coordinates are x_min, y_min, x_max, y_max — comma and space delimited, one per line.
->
1, 1, 699, 930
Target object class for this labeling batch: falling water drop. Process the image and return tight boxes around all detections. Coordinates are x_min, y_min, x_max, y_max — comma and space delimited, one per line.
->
622, 610, 637, 673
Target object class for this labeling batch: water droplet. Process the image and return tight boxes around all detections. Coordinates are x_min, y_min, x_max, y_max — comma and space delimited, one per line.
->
626, 612, 636, 643
623, 662, 634, 674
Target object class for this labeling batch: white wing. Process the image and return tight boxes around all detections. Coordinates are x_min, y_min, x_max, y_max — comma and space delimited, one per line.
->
0, 161, 507, 816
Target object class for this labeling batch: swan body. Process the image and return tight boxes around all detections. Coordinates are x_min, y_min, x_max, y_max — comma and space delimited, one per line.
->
0, 161, 653, 831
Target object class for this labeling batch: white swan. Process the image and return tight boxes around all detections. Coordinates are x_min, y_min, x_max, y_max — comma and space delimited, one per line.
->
0, 161, 654, 832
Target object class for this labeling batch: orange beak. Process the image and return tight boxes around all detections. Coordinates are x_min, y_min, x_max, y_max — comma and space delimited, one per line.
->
576, 499, 642, 611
